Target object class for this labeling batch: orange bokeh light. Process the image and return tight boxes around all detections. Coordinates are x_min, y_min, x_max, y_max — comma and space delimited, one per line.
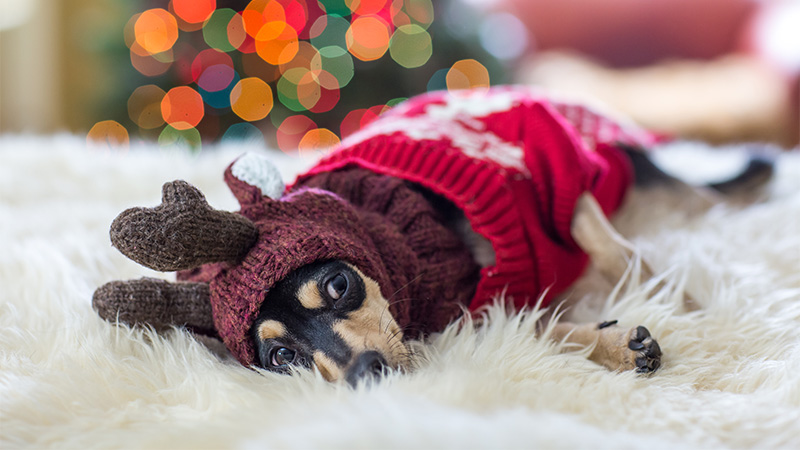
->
161, 86, 205, 130
446, 59, 490, 92
87, 121, 130, 148
134, 8, 179, 55
243, 0, 286, 37
173, 0, 216, 24
298, 127, 340, 153
346, 15, 391, 61
255, 21, 299, 65
230, 77, 274, 121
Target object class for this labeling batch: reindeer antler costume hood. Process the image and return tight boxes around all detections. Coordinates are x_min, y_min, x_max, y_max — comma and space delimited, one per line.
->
94, 153, 479, 366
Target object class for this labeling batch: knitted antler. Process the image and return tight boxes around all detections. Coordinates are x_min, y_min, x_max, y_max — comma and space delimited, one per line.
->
93, 278, 215, 335
110, 180, 258, 271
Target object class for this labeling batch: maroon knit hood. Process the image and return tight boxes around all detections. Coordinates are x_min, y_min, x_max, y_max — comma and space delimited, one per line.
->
179, 159, 479, 366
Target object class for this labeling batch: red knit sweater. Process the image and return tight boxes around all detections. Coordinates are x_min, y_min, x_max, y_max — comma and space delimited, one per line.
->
296, 86, 657, 312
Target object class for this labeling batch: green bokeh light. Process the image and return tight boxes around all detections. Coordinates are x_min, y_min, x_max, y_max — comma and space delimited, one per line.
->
315, 46, 354, 87
389, 24, 432, 68
202, 9, 237, 53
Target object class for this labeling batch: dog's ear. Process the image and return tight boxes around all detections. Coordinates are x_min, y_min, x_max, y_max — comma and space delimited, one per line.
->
93, 277, 216, 335
110, 180, 259, 272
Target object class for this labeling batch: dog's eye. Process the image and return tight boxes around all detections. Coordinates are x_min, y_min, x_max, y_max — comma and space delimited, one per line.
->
270, 347, 297, 367
326, 273, 348, 300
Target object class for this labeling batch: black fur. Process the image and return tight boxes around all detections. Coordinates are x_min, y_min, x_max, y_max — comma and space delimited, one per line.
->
252, 260, 367, 372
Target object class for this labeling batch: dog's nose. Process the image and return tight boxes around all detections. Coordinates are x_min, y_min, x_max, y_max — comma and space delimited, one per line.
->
345, 351, 387, 386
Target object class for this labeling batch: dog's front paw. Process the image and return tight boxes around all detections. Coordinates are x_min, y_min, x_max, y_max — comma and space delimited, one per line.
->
626, 326, 661, 374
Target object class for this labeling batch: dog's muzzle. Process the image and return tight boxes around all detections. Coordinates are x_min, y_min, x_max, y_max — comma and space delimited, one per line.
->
345, 351, 388, 386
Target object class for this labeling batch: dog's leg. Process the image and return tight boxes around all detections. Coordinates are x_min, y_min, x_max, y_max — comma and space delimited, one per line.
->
550, 321, 661, 373
570, 192, 699, 311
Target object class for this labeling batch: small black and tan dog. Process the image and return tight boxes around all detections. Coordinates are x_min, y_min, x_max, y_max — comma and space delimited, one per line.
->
93, 90, 774, 386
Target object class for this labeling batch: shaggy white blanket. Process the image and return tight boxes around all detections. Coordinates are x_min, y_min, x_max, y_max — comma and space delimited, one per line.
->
1, 135, 799, 449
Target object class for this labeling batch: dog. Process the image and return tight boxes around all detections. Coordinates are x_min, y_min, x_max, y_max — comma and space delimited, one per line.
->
93, 86, 773, 385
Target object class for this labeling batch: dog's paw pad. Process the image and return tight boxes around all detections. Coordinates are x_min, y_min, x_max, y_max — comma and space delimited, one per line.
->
628, 326, 661, 374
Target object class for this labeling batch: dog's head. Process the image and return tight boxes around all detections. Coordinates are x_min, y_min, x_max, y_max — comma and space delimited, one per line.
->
252, 260, 409, 384
92, 154, 412, 385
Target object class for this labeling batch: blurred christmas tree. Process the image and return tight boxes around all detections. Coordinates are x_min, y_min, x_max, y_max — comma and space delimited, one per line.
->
87, 0, 509, 152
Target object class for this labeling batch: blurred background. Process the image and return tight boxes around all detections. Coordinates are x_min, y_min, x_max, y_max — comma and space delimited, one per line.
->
1, 0, 798, 152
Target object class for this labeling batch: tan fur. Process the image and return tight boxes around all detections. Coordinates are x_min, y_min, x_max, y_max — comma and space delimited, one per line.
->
313, 351, 342, 382
297, 282, 324, 310
571, 192, 699, 311
551, 322, 649, 371
332, 265, 406, 371
256, 320, 286, 342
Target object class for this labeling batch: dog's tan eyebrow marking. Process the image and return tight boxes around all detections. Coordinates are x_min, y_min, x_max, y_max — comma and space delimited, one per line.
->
257, 320, 286, 341
313, 351, 343, 382
297, 281, 325, 310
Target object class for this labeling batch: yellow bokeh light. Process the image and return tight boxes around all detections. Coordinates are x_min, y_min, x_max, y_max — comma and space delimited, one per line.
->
446, 59, 490, 92
87, 120, 130, 148
230, 77, 274, 121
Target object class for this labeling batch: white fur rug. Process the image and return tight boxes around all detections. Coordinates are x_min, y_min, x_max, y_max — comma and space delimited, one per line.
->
2, 135, 799, 449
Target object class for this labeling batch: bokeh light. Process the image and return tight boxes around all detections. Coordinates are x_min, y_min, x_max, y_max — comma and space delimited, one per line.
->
299, 70, 341, 113
161, 86, 204, 130
478, 12, 528, 61
389, 24, 431, 68
231, 77, 274, 121
346, 15, 391, 61
128, 85, 167, 129
318, 0, 351, 17
347, 0, 388, 16
134, 9, 179, 55
198, 64, 236, 92
159, 125, 202, 149
391, 0, 434, 30
174, 0, 216, 24
227, 12, 255, 53
277, 115, 317, 152
446, 59, 490, 92
309, 15, 350, 49
203, 8, 237, 52
112, 0, 500, 153
255, 20, 300, 65
191, 49, 234, 82
298, 127, 340, 153
222, 122, 266, 144
87, 120, 130, 148
243, 0, 285, 37
199, 69, 240, 109
427, 68, 449, 91
130, 48, 173, 77
312, 45, 354, 87
339, 105, 386, 137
